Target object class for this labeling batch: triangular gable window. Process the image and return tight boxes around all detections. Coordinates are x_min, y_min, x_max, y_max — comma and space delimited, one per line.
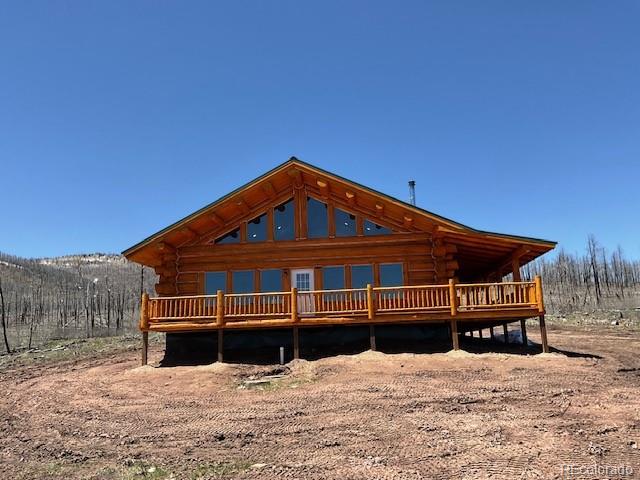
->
214, 228, 240, 244
364, 219, 391, 236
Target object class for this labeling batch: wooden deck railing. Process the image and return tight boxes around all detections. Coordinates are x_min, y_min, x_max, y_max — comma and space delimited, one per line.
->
140, 276, 545, 330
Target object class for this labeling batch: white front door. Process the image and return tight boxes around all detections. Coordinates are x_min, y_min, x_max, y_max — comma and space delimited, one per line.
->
291, 268, 315, 314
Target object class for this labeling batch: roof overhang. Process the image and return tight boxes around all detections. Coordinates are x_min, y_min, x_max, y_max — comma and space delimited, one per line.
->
122, 157, 556, 272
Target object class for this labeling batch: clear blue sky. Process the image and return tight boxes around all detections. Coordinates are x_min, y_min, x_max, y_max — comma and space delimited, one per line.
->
1, 1, 638, 259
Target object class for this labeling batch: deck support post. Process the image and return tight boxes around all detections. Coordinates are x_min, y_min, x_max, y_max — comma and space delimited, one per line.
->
293, 326, 300, 359
520, 319, 528, 346
369, 324, 376, 351
490, 327, 495, 341
448, 279, 459, 350
217, 329, 224, 363
141, 331, 148, 366
479, 329, 483, 340
503, 323, 509, 343
539, 315, 549, 353
450, 319, 459, 350
139, 292, 149, 366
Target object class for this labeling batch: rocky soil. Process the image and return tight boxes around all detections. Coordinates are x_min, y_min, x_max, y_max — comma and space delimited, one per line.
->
1, 326, 639, 479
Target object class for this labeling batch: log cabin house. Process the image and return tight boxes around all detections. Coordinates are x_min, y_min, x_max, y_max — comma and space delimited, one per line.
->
123, 157, 556, 364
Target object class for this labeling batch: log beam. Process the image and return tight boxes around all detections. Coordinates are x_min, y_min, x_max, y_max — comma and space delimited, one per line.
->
316, 179, 330, 198
262, 181, 277, 200
345, 191, 356, 206
289, 169, 303, 188
156, 241, 175, 253
236, 198, 251, 215
210, 212, 224, 227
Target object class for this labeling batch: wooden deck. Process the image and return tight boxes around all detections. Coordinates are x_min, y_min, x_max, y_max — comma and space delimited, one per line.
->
138, 276, 549, 364
140, 277, 545, 330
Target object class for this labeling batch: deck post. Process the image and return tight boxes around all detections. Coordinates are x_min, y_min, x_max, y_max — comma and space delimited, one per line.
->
139, 293, 149, 366
291, 287, 298, 323
490, 327, 495, 341
216, 290, 225, 326
369, 324, 376, 351
539, 315, 549, 353
366, 284, 375, 320
292, 326, 300, 359
534, 275, 545, 313
139, 292, 150, 329
449, 279, 459, 350
448, 278, 457, 316
141, 331, 148, 366
503, 323, 509, 343
478, 329, 483, 340
450, 319, 459, 350
520, 319, 528, 346
217, 329, 224, 362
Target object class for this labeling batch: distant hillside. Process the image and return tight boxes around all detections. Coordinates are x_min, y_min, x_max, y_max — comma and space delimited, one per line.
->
0, 252, 156, 352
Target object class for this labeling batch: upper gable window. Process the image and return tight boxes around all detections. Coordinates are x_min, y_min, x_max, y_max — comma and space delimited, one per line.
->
307, 197, 328, 238
214, 227, 240, 244
335, 208, 356, 237
248, 213, 267, 242
274, 199, 295, 241
364, 219, 391, 236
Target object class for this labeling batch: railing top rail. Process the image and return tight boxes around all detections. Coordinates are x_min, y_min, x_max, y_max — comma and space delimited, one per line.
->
225, 291, 291, 298
149, 280, 538, 301
373, 284, 448, 291
304, 288, 367, 294
456, 281, 535, 287
150, 294, 218, 301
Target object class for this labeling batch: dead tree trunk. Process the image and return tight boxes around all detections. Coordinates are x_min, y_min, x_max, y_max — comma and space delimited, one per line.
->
0, 278, 10, 354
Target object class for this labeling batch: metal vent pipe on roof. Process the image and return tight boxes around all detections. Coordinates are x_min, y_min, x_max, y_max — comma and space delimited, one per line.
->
408, 180, 416, 206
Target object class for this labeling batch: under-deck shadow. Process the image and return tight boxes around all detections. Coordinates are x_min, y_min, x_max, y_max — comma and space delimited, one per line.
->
460, 335, 602, 359
158, 325, 602, 366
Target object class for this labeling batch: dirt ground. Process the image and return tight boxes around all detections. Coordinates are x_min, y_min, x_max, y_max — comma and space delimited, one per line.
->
1, 325, 639, 480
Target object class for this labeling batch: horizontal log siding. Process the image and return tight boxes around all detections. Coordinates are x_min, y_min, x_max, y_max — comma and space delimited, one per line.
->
170, 233, 446, 295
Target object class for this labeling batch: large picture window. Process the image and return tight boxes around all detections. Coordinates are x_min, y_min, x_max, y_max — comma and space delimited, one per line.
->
205, 271, 226, 294
335, 208, 356, 237
232, 270, 254, 294
307, 197, 328, 238
323, 266, 345, 290
380, 263, 403, 287
351, 264, 373, 289
274, 199, 295, 241
260, 269, 282, 292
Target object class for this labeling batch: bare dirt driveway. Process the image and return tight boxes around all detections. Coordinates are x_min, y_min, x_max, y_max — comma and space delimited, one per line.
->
1, 325, 639, 479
